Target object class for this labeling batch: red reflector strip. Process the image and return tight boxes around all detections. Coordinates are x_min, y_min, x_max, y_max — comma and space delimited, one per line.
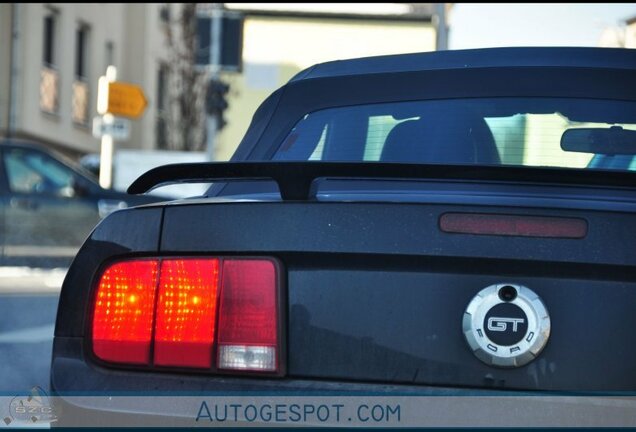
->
440, 213, 588, 239
217, 259, 278, 371
92, 260, 159, 365
153, 259, 220, 368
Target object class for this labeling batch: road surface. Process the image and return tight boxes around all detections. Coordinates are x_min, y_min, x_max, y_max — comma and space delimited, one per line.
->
0, 268, 65, 394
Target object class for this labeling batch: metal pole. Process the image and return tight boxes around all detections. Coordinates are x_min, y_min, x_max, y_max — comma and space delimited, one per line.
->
8, 3, 20, 137
99, 128, 114, 188
435, 3, 448, 51
205, 5, 223, 162
99, 66, 117, 188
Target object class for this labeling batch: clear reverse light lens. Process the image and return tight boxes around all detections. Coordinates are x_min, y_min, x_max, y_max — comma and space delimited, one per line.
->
218, 345, 276, 371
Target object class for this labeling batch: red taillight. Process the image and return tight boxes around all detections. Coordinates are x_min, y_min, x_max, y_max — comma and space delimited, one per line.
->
440, 213, 588, 239
92, 260, 159, 365
218, 260, 278, 371
91, 257, 280, 374
154, 259, 220, 368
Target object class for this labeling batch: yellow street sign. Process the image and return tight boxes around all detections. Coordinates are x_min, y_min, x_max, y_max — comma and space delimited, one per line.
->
99, 80, 147, 119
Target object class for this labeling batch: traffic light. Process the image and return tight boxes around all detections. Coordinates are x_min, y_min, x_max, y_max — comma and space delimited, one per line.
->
205, 78, 229, 130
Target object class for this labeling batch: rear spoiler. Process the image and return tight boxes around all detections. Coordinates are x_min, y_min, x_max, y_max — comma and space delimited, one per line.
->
128, 162, 636, 201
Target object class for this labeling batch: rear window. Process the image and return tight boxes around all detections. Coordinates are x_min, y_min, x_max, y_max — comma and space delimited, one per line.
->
272, 98, 636, 172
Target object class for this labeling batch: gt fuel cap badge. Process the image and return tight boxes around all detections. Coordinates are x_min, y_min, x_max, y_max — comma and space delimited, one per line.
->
463, 284, 550, 368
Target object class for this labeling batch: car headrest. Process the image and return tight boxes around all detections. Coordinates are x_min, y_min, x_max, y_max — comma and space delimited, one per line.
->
380, 111, 501, 165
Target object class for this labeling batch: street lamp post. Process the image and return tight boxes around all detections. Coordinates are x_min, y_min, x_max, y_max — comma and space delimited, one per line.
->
98, 66, 118, 188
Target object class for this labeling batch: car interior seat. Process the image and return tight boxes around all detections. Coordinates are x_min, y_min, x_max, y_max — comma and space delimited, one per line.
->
380, 109, 501, 165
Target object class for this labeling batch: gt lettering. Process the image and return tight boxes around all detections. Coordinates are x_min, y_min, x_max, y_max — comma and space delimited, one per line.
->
487, 317, 525, 332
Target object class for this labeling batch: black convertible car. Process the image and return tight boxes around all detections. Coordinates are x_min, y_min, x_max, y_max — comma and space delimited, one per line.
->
51, 47, 636, 427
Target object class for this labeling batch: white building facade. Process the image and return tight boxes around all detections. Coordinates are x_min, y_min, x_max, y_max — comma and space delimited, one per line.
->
0, 3, 168, 158
0, 3, 439, 161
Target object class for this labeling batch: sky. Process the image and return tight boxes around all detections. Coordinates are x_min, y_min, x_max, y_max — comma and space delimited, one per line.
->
449, 3, 636, 49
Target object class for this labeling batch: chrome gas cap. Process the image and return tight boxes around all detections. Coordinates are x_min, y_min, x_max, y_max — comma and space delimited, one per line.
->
463, 283, 551, 368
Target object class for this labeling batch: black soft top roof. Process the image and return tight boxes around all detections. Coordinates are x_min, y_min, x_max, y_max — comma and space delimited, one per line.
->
230, 47, 636, 163
183, 47, 636, 198
290, 47, 636, 82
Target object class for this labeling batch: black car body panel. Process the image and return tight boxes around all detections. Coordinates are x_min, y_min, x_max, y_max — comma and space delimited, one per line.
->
53, 193, 636, 392
53, 207, 163, 337
287, 46, 636, 81
162, 199, 636, 392
50, 47, 636, 424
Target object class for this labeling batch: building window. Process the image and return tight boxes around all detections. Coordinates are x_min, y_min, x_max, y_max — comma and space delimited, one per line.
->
156, 63, 169, 149
72, 24, 90, 125
220, 12, 244, 72
41, 8, 59, 115
159, 4, 170, 23
72, 81, 89, 125
105, 40, 115, 71
157, 64, 167, 112
195, 13, 244, 72
75, 24, 89, 79
43, 10, 57, 67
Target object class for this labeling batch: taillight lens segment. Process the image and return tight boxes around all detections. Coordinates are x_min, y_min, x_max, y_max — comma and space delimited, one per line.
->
218, 260, 278, 371
91, 257, 280, 374
92, 260, 158, 365
154, 259, 220, 368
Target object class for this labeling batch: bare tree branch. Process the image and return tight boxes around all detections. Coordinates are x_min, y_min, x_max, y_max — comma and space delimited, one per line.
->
161, 3, 207, 151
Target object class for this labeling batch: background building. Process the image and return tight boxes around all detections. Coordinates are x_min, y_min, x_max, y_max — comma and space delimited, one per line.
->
211, 3, 438, 160
599, 14, 636, 48
0, 3, 169, 158
627, 16, 636, 47
0, 3, 440, 164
